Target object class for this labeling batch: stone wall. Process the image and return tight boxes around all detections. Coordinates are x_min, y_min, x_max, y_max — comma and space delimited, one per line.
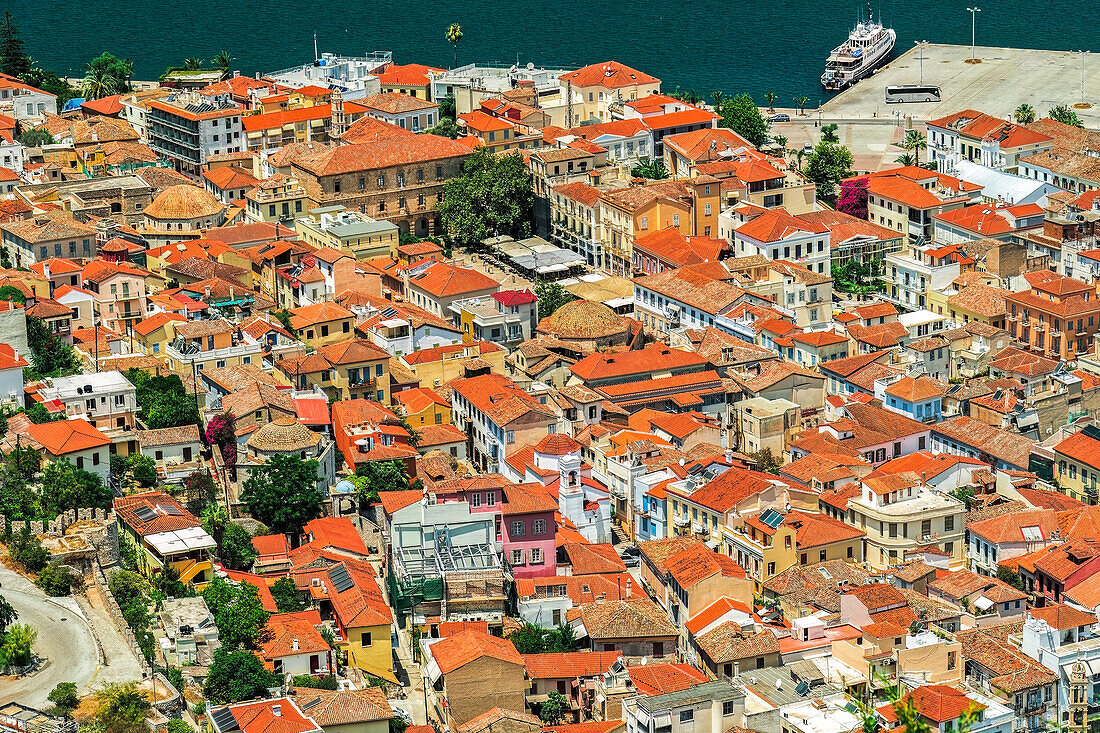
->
91, 560, 151, 675
0, 507, 119, 567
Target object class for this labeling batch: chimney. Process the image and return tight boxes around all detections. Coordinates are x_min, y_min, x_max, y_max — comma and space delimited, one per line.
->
292, 638, 299, 651
272, 705, 282, 717
625, 577, 632, 595
734, 661, 740, 677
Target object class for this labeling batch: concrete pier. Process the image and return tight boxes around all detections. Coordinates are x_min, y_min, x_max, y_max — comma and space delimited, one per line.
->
818, 43, 1100, 126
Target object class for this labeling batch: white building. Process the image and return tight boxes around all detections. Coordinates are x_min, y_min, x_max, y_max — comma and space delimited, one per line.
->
266, 52, 391, 99
36, 371, 139, 431
884, 245, 961, 312
726, 207, 830, 275
146, 93, 245, 176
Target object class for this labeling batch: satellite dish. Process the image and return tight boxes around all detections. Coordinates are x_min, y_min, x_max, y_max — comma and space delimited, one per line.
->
526, 62, 534, 70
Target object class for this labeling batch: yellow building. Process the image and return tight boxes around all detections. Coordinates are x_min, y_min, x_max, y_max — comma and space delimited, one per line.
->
1052, 428, 1100, 504
113, 491, 216, 587
133, 312, 187, 356
294, 205, 400, 261
598, 178, 720, 277
399, 341, 507, 390
245, 176, 310, 224
394, 387, 452, 428
558, 62, 662, 123
276, 338, 392, 404
457, 111, 518, 154
373, 63, 444, 100
288, 301, 357, 348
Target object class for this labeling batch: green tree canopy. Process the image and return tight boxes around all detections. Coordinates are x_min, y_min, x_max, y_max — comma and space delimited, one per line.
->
439, 148, 534, 247
717, 94, 769, 147
0, 11, 30, 79
0, 285, 24, 305
36, 561, 76, 596
41, 459, 112, 516
355, 459, 414, 505
0, 623, 36, 668
16, 127, 54, 148
124, 369, 199, 428
26, 315, 81, 378
201, 575, 271, 650
1049, 104, 1084, 128
1014, 103, 1036, 124
539, 691, 569, 725
271, 577, 304, 613
0, 593, 16, 635
82, 52, 132, 99
47, 682, 80, 714
240, 454, 324, 536
630, 158, 668, 180
534, 281, 574, 319
94, 682, 150, 733
205, 647, 280, 703
803, 140, 854, 200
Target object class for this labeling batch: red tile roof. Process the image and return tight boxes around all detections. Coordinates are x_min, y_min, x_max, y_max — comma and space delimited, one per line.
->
430, 630, 523, 674
559, 62, 659, 89
28, 417, 110, 456
522, 651, 620, 679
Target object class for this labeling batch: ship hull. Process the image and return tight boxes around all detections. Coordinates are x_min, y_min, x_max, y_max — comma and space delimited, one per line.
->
821, 28, 897, 90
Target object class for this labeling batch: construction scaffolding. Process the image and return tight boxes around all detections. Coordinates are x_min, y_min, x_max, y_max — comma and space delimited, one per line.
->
389, 523, 506, 625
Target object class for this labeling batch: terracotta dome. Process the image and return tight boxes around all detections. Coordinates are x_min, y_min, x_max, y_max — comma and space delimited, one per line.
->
534, 433, 581, 456
144, 184, 225, 220
247, 417, 321, 453
536, 299, 629, 339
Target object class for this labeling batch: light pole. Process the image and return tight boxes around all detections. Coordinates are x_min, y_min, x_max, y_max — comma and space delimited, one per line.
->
966, 7, 981, 61
916, 40, 928, 85
1082, 50, 1089, 105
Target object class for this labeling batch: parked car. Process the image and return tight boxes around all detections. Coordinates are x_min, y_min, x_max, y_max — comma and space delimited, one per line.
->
768, 113, 791, 123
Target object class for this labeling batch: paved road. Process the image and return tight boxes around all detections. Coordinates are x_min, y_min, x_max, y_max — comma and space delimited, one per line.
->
0, 566, 143, 707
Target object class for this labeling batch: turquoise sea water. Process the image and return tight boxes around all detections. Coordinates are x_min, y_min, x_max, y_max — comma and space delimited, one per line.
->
13, 0, 1100, 105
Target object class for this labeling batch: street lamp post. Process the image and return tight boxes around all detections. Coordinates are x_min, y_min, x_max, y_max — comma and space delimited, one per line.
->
916, 40, 928, 85
1082, 50, 1089, 105
966, 7, 981, 61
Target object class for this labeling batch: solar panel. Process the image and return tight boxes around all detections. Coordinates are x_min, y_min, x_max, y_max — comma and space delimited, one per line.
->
158, 504, 184, 516
211, 708, 239, 732
760, 508, 784, 529
795, 681, 810, 697
301, 697, 322, 711
133, 506, 157, 521
329, 564, 354, 593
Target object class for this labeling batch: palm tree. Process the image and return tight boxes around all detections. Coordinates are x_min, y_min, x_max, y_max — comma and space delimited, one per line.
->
796, 95, 810, 115
183, 57, 203, 71
711, 90, 724, 111
212, 51, 232, 70
895, 152, 918, 167
899, 129, 927, 165
794, 149, 806, 171
81, 65, 115, 100
773, 134, 788, 150
446, 23, 463, 69
631, 158, 669, 180
1014, 103, 1036, 124
764, 91, 778, 113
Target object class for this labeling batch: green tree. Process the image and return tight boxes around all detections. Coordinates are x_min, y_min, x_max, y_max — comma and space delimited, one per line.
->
355, 459, 414, 505
795, 95, 810, 115
764, 91, 778, 113
271, 577, 304, 613
201, 576, 271, 650
212, 51, 232, 70
710, 90, 724, 110
241, 454, 324, 536
47, 682, 80, 714
438, 93, 456, 120
26, 315, 81, 378
165, 720, 191, 733
821, 123, 840, 143
1014, 103, 1036, 124
183, 469, 217, 514
94, 682, 150, 733
0, 470, 40, 520
439, 148, 534, 246
445, 23, 463, 68
182, 57, 204, 71
82, 52, 132, 99
508, 623, 549, 653
390, 719, 409, 733
204, 648, 280, 703
36, 561, 76, 596
273, 309, 297, 336
749, 448, 781, 475
424, 118, 460, 139
803, 140, 854, 200
219, 521, 257, 572
41, 459, 112, 516
717, 94, 769, 147
0, 11, 29, 79
0, 593, 16, 635
10, 527, 49, 572
1049, 104, 1084, 128
534, 280, 574, 319
25, 402, 64, 424
900, 129, 927, 161
630, 158, 669, 180
539, 691, 569, 725
0, 623, 36, 668
16, 127, 53, 148
128, 454, 157, 487
997, 565, 1024, 590
7, 444, 42, 481
0, 284, 23, 304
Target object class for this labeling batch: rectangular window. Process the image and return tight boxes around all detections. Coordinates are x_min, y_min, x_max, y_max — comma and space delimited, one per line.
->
532, 519, 545, 535
470, 492, 481, 508
722, 702, 735, 716
510, 521, 525, 537
511, 549, 524, 565
531, 547, 543, 564
679, 711, 694, 723
361, 632, 371, 646
486, 492, 495, 507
